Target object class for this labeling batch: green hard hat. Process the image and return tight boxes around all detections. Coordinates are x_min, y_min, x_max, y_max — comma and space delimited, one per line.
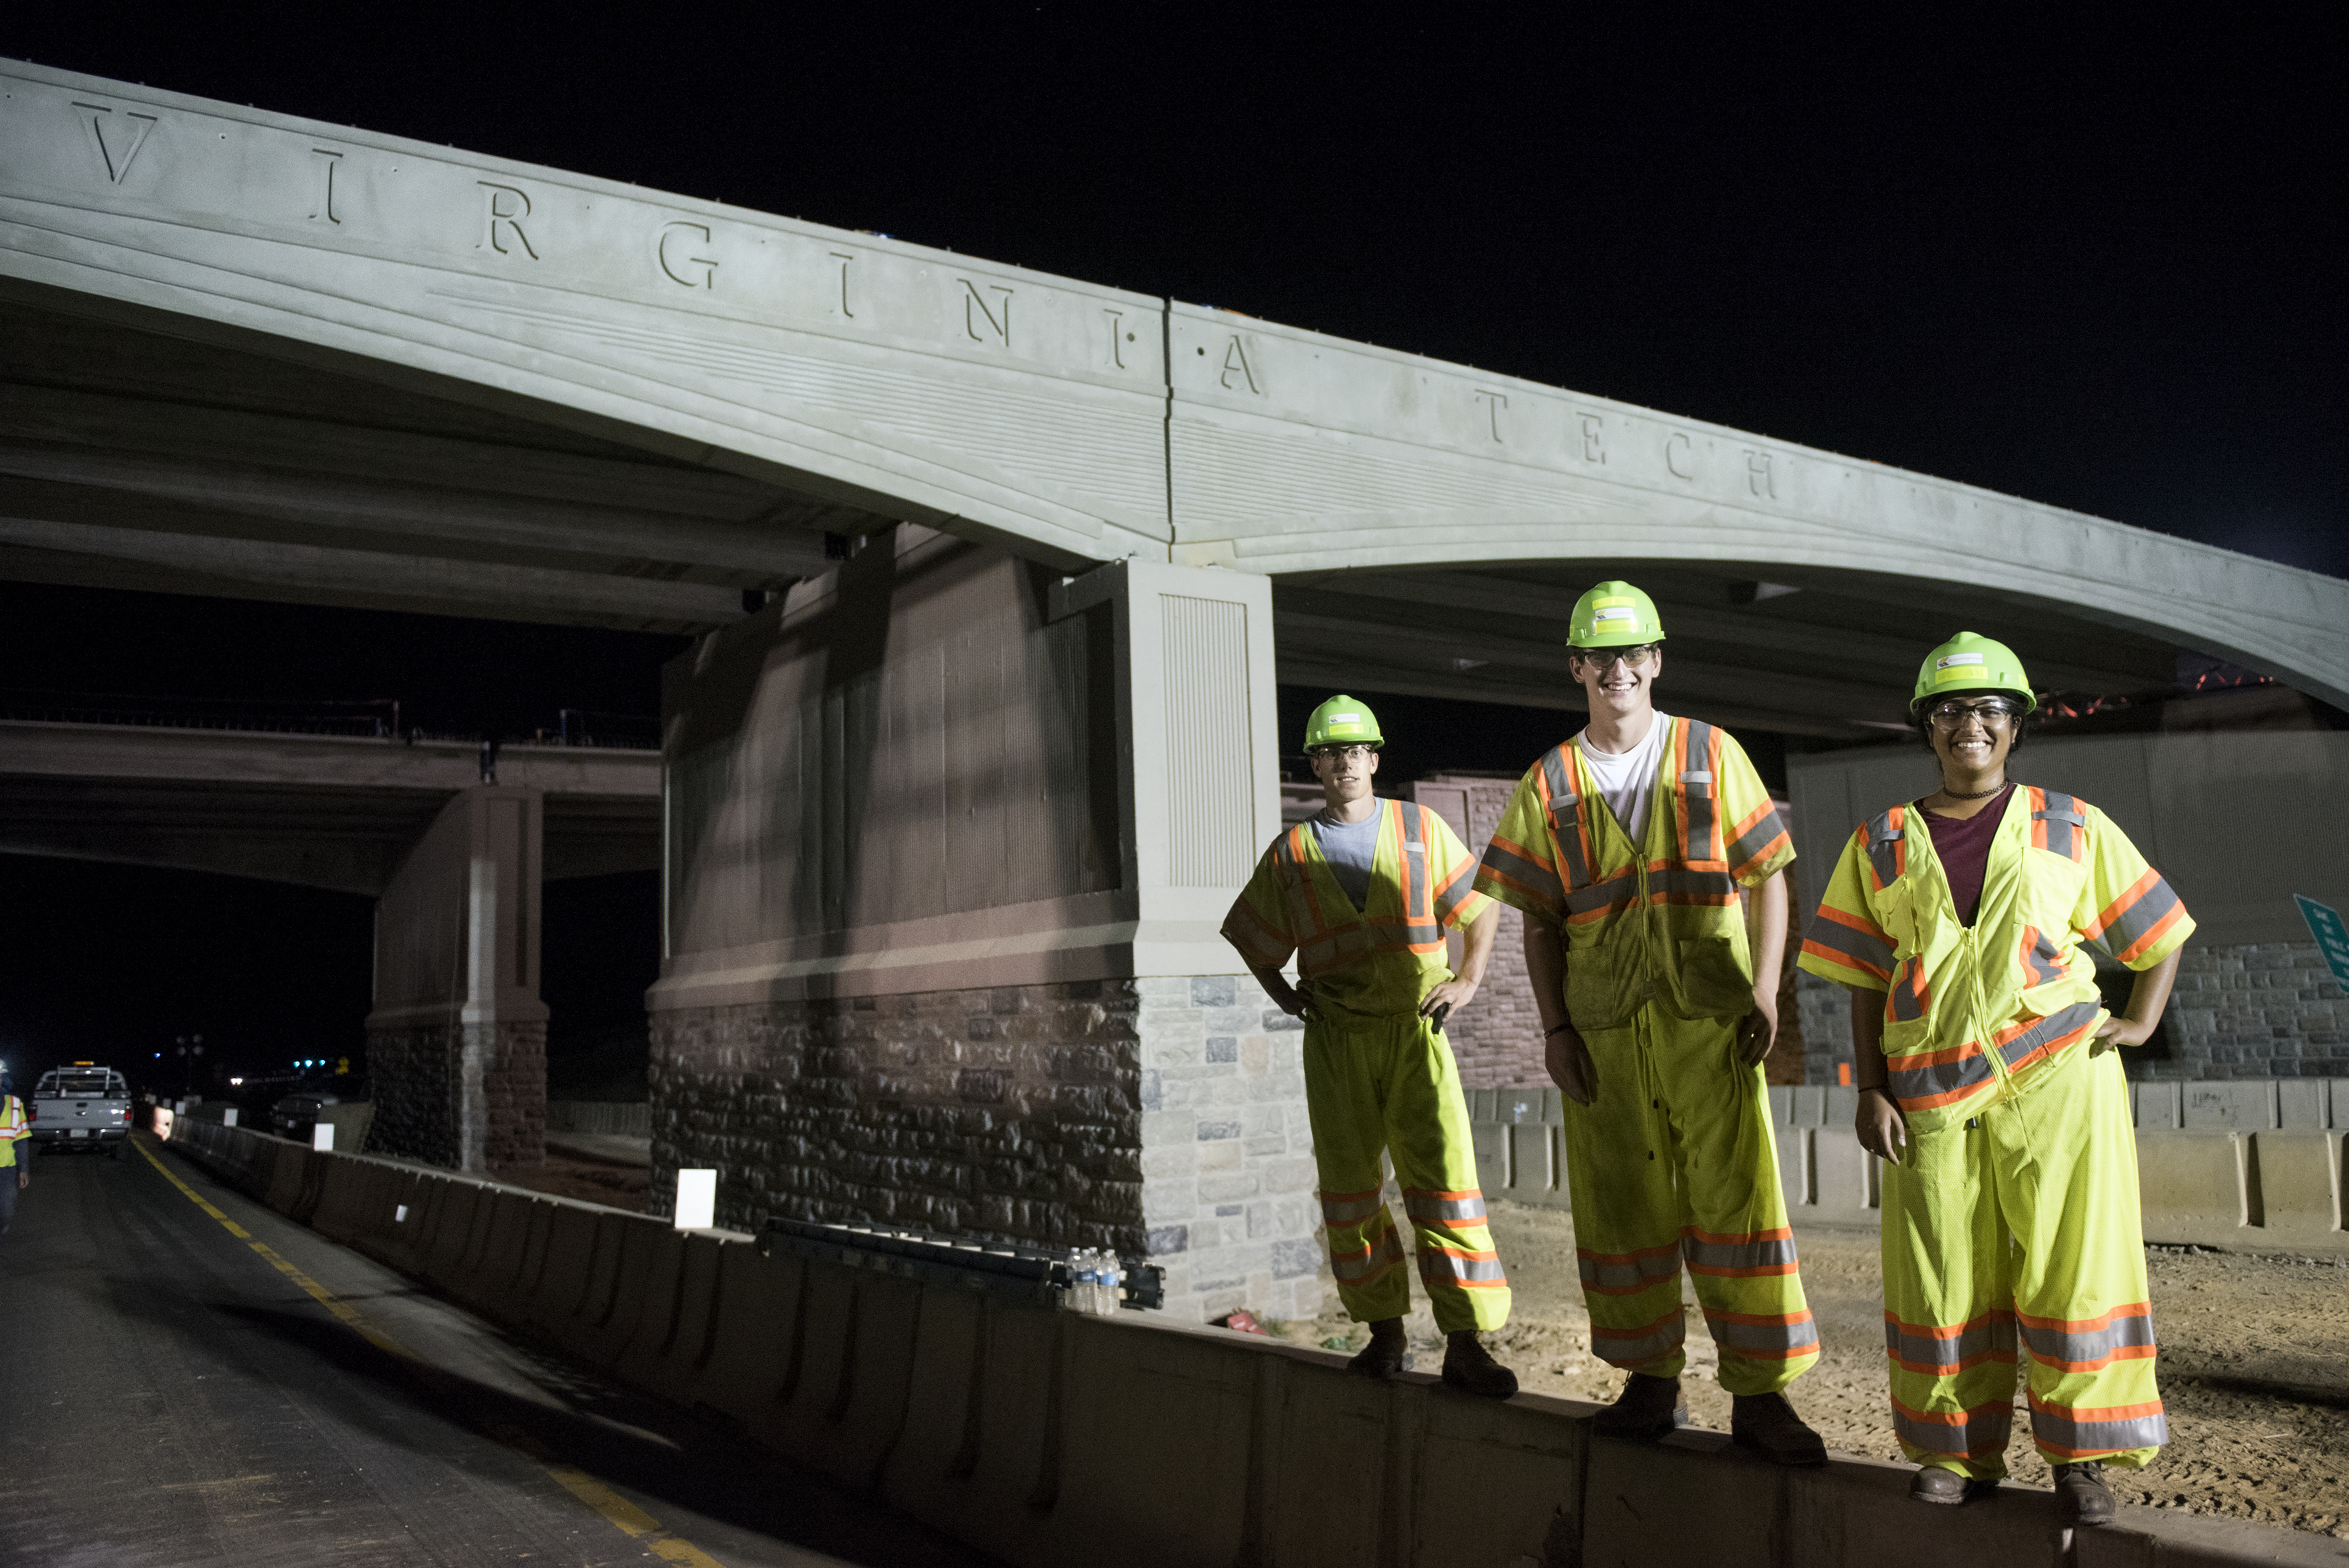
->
1304, 694, 1383, 750
1912, 631, 2037, 714
1567, 580, 1666, 648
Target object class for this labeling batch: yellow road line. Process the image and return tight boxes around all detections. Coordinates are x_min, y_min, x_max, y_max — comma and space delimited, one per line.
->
133, 1135, 728, 1565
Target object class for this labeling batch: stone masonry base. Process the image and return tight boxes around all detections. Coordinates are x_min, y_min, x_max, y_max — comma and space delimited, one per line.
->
364, 1019, 546, 1172
648, 974, 1329, 1325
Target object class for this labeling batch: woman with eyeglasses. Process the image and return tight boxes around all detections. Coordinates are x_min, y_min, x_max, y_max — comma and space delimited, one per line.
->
1798, 632, 2192, 1526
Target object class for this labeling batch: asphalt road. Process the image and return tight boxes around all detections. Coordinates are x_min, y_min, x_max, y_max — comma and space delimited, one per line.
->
0, 1135, 1002, 1568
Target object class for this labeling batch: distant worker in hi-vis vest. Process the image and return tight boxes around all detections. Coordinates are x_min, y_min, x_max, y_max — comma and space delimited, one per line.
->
1799, 633, 2190, 1526
1, 1067, 29, 1239
1221, 696, 1520, 1398
1474, 581, 1828, 1466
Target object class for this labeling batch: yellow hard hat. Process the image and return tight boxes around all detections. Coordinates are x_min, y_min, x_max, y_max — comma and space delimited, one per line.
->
1911, 631, 2036, 714
1304, 695, 1383, 750
1567, 580, 1665, 648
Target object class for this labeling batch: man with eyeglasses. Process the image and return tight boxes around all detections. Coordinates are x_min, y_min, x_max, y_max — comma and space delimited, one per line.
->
1221, 695, 1519, 1397
1799, 632, 2189, 1525
1473, 580, 1829, 1465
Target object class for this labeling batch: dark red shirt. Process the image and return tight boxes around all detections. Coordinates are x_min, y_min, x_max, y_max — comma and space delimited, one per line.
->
1919, 783, 2014, 928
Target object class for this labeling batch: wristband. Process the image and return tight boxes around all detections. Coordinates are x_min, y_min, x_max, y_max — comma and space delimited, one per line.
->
1543, 1023, 1575, 1039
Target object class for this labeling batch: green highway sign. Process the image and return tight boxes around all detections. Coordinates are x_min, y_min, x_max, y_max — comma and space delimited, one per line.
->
2297, 895, 2349, 990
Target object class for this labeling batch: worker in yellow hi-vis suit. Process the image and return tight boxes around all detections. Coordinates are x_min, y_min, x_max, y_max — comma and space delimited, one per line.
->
1222, 695, 1518, 1398
1474, 580, 1827, 1466
1800, 632, 2190, 1527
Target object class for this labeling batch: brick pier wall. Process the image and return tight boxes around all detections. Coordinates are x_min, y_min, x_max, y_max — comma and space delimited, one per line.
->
364, 1019, 546, 1172
649, 973, 1326, 1324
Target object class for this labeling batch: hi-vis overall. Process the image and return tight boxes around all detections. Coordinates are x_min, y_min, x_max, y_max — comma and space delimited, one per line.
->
1476, 719, 1817, 1395
1223, 798, 1509, 1332
1800, 785, 2194, 1476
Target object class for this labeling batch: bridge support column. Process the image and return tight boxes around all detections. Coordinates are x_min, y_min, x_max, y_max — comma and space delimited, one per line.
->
364, 785, 548, 1171
652, 527, 1319, 1320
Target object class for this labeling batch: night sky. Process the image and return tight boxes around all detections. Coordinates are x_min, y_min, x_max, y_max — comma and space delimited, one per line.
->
2, 12, 2340, 1090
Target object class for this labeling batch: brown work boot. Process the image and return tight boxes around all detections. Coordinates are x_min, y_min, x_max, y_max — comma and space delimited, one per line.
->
1591, 1372, 1685, 1440
2053, 1463, 2116, 1526
1441, 1331, 1519, 1399
1730, 1392, 1828, 1466
1346, 1318, 1412, 1380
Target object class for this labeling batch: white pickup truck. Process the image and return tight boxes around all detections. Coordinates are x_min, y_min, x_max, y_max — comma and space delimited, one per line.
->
31, 1063, 133, 1157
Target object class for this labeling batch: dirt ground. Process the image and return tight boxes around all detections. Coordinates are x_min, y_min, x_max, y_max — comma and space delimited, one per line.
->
498, 1149, 652, 1209
1273, 1201, 2349, 1539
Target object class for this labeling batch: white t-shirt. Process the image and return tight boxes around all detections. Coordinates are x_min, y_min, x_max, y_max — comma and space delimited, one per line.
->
1576, 711, 1671, 846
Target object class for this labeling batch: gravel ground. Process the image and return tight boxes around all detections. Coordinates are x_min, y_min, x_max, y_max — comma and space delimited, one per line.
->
1275, 1201, 2349, 1539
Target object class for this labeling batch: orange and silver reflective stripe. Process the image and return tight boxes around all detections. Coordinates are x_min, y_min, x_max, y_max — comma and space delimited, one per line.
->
2030, 787, 2088, 862
2015, 1301, 2157, 1373
1702, 1308, 1820, 1360
1680, 1226, 1799, 1278
1318, 1187, 1385, 1228
1577, 1241, 1681, 1297
1892, 1394, 2013, 1458
2026, 1392, 2167, 1458
1804, 906, 1895, 982
1539, 748, 1593, 889
1864, 806, 1907, 889
2087, 869, 2188, 963
1330, 1217, 1406, 1285
1391, 805, 1444, 951
1725, 796, 1792, 881
1674, 719, 1720, 864
1590, 1307, 1685, 1366
1884, 1309, 2018, 1375
2018, 926, 2068, 988
1415, 1240, 1506, 1289
1888, 958, 1930, 1022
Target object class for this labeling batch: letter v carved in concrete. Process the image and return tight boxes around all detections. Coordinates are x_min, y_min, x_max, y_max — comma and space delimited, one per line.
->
72, 100, 157, 185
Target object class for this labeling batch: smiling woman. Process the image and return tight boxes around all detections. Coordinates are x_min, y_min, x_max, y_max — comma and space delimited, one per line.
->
1801, 630, 2196, 1525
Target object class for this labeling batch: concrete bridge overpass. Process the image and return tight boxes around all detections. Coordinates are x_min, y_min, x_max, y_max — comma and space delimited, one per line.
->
6, 59, 2344, 1301
0, 718, 660, 892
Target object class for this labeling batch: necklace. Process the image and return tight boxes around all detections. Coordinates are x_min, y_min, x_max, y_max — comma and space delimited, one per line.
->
1937, 780, 2007, 801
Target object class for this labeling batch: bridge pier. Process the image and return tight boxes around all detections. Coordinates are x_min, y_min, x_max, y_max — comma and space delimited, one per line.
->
364, 785, 549, 1172
651, 528, 1319, 1321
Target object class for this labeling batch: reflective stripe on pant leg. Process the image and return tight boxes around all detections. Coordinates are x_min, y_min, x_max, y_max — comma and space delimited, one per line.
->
1385, 1015, 1509, 1332
1560, 1009, 1685, 1376
1302, 1016, 1412, 1323
2004, 1045, 2166, 1468
1653, 1014, 1818, 1395
1881, 1115, 2018, 1480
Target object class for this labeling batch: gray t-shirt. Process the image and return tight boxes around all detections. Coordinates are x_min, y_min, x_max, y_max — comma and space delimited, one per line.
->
1310, 806, 1382, 911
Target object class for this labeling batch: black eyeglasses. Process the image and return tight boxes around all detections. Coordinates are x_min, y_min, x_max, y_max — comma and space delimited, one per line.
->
1575, 644, 1659, 671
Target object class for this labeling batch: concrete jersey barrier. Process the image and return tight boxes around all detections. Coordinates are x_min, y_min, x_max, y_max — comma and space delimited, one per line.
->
152, 1120, 2345, 1567
1469, 1081, 2349, 1257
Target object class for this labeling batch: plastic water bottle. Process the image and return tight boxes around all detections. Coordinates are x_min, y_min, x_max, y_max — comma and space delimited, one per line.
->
1065, 1248, 1090, 1312
1097, 1250, 1123, 1314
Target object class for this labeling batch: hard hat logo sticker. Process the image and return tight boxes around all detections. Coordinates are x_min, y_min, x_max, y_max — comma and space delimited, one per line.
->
1593, 606, 1637, 624
1936, 653, 1986, 670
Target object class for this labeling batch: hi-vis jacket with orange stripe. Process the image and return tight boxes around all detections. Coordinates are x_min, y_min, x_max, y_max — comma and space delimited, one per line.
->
1223, 799, 1491, 1023
1475, 718, 1795, 1030
1797, 785, 2194, 1133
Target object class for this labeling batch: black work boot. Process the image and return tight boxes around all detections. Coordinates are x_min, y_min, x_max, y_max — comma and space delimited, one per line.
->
1730, 1392, 1828, 1466
1591, 1372, 1685, 1440
1441, 1331, 1519, 1399
1346, 1317, 1412, 1380
2054, 1462, 2116, 1526
1910, 1467, 2002, 1505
